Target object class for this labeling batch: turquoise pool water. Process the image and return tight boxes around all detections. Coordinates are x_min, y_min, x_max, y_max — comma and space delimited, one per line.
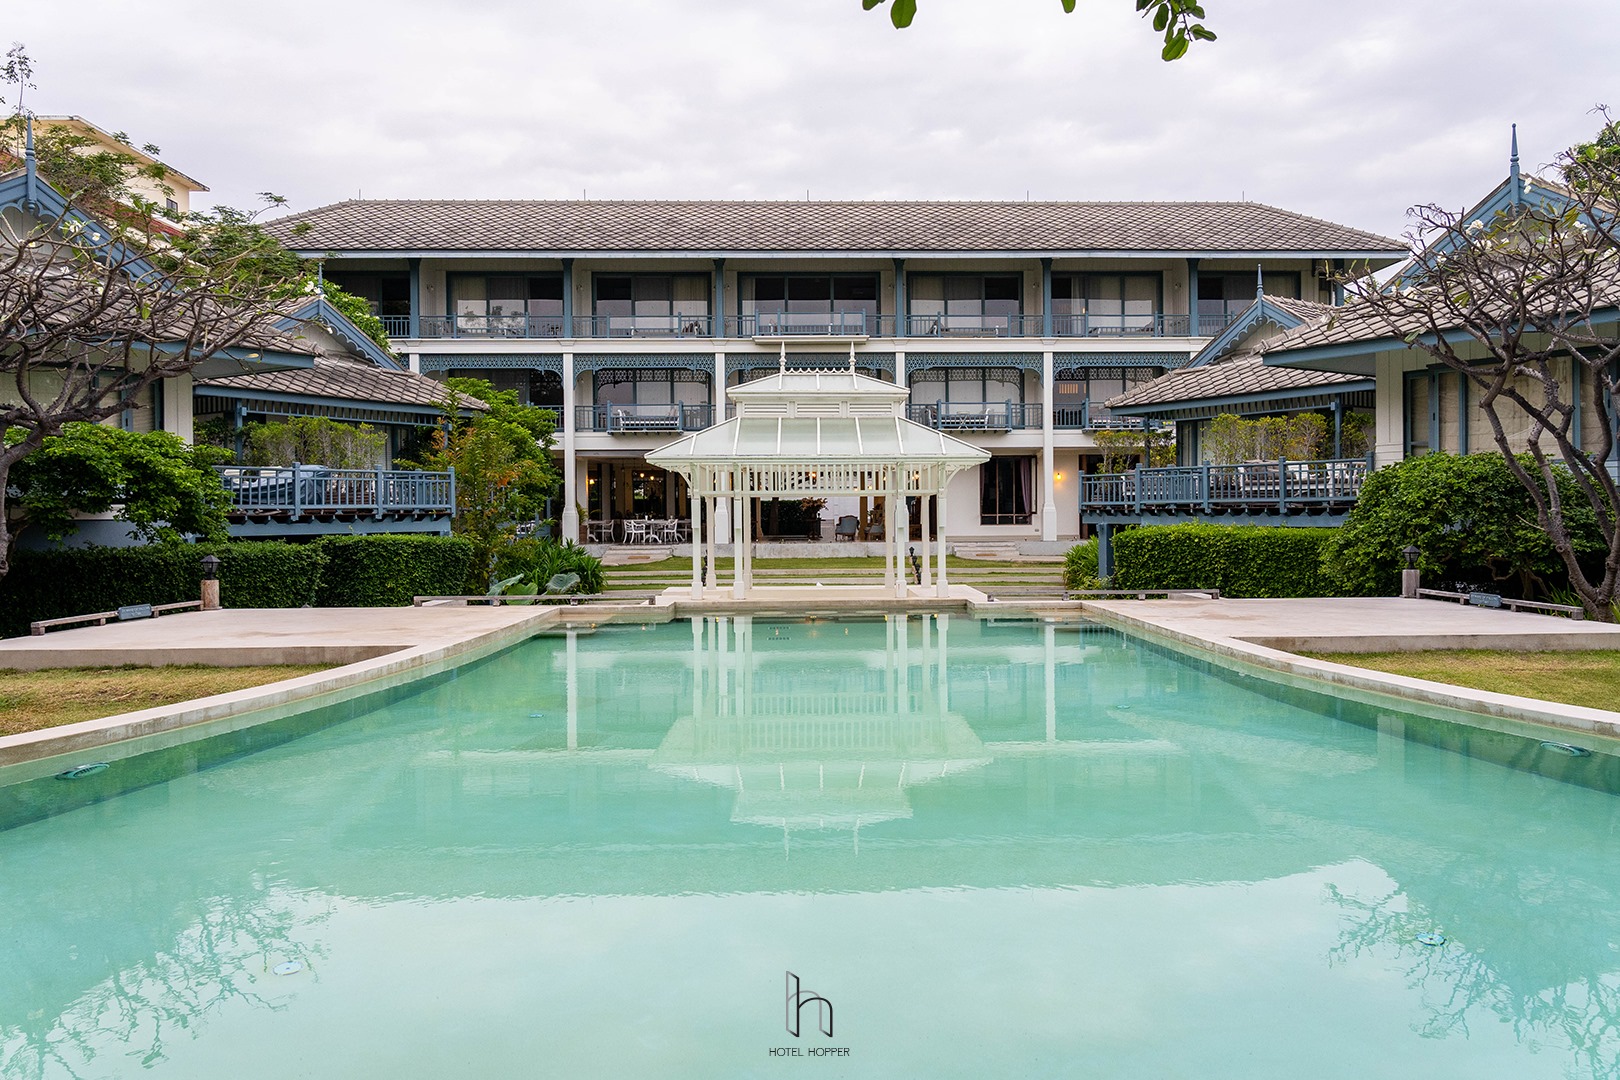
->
3, 616, 1620, 1079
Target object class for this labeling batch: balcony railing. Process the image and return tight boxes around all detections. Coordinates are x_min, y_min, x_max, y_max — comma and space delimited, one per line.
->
1078, 457, 1371, 514
217, 465, 455, 515
905, 401, 1034, 431
574, 403, 715, 434
1052, 404, 1171, 431
572, 314, 715, 338
382, 308, 1243, 341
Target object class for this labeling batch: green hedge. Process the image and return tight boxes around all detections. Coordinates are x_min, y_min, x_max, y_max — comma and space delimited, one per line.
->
314, 535, 474, 606
1111, 524, 1343, 598
0, 535, 472, 638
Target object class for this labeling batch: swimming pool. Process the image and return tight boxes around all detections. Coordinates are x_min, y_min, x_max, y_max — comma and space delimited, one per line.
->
2, 615, 1618, 1079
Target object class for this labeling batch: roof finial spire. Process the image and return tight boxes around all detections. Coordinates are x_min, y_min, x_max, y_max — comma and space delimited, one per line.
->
778, 339, 786, 374
1255, 263, 1264, 301
22, 113, 38, 210
848, 341, 856, 374
1509, 123, 1522, 208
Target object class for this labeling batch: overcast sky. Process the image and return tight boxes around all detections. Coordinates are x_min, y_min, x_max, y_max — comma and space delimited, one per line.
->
7, 0, 1618, 243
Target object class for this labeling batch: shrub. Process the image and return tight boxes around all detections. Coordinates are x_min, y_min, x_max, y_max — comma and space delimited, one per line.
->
0, 541, 327, 638
1111, 523, 1341, 598
1063, 539, 1102, 590
492, 538, 605, 595
1323, 452, 1603, 598
314, 535, 475, 606
244, 416, 388, 470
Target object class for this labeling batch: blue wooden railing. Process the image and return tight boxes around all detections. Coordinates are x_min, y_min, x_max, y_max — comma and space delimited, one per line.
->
574, 403, 714, 433
216, 465, 456, 516
380, 309, 1241, 341
1079, 457, 1371, 514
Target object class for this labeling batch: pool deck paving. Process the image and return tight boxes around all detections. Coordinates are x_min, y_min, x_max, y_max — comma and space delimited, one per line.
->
6, 594, 1620, 769
1076, 596, 1620, 654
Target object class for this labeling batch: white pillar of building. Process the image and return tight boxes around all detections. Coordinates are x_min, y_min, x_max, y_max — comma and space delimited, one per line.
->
935, 484, 950, 599
561, 351, 579, 543
1040, 349, 1057, 542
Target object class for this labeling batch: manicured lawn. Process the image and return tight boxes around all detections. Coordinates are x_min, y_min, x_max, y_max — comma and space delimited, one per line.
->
0, 664, 334, 736
1301, 649, 1620, 712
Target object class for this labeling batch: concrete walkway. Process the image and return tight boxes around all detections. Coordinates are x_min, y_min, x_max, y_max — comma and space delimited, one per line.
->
0, 606, 552, 670
1079, 596, 1620, 653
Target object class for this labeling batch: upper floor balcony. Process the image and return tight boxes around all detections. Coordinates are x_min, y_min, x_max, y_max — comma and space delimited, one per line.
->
381, 310, 1232, 342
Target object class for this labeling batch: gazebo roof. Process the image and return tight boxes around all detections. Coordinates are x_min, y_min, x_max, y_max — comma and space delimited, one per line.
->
646, 415, 990, 469
727, 368, 910, 405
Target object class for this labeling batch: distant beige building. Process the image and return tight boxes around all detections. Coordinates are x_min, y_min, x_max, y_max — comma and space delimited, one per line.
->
8, 114, 209, 218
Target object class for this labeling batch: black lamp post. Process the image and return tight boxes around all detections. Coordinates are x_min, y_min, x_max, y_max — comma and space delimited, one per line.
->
200, 554, 222, 610
1400, 544, 1421, 598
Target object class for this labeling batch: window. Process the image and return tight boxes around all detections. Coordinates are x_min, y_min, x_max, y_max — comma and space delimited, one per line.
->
1051, 274, 1160, 334
592, 275, 709, 335
741, 273, 879, 332
450, 275, 565, 335
908, 274, 1021, 334
980, 456, 1035, 525
593, 369, 711, 407
910, 367, 1025, 404
1404, 370, 1434, 457
1197, 270, 1301, 326
120, 382, 163, 434
1053, 367, 1162, 426
325, 272, 412, 318
164, 197, 179, 214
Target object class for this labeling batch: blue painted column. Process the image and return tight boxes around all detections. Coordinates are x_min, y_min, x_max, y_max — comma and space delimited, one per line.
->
894, 258, 907, 338
713, 258, 726, 338
562, 258, 575, 337
1041, 258, 1053, 338
1186, 258, 1200, 337
1097, 524, 1113, 579
407, 257, 421, 338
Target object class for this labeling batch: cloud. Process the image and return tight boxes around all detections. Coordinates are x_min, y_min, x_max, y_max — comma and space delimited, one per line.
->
8, 0, 1620, 238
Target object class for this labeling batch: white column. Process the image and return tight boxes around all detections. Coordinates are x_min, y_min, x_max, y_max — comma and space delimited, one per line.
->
732, 494, 747, 599
882, 481, 895, 589
897, 613, 909, 708
895, 349, 906, 392
895, 490, 910, 599
706, 494, 719, 589
689, 472, 702, 599
920, 488, 932, 589
935, 482, 950, 599
714, 350, 726, 426
1040, 349, 1057, 541
561, 352, 579, 542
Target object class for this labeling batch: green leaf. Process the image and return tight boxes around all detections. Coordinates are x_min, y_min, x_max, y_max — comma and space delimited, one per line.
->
1190, 24, 1216, 40
1152, 5, 1169, 31
862, 0, 882, 9
1061, 0, 1076, 11
1136, 0, 1154, 11
890, 0, 916, 27
1161, 32, 1189, 60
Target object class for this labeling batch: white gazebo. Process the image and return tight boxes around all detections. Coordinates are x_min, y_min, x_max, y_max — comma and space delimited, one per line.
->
647, 362, 991, 599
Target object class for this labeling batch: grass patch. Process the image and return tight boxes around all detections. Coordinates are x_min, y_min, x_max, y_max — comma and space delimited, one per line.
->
1301, 649, 1620, 712
0, 664, 334, 736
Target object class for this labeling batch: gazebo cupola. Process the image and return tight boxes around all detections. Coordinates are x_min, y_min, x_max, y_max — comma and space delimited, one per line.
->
648, 359, 990, 599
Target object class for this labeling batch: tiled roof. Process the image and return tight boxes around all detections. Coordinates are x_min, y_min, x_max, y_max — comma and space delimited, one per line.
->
198, 356, 486, 412
1108, 352, 1364, 410
267, 199, 1405, 255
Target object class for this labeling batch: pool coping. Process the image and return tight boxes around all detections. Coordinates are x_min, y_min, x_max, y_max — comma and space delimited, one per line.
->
1070, 601, 1620, 747
7, 596, 1620, 782
0, 606, 566, 774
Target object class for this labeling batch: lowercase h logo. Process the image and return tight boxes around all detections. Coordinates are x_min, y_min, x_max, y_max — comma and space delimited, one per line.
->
785, 971, 833, 1038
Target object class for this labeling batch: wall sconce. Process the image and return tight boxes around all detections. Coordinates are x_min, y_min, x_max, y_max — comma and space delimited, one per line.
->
1054, 471, 1066, 481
